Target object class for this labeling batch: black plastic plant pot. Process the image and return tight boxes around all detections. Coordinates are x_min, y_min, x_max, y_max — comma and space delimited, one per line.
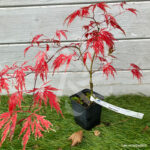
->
70, 89, 104, 130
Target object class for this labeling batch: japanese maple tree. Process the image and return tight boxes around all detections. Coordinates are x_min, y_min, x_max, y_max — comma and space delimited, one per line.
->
0, 1, 143, 150
53, 2, 142, 95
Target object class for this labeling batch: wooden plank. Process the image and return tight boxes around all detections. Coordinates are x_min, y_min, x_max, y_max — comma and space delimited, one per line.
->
0, 2, 149, 44
1, 70, 150, 96
0, 0, 127, 7
0, 39, 150, 72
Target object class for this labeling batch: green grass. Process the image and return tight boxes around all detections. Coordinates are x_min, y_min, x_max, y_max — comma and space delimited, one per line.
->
0, 94, 150, 150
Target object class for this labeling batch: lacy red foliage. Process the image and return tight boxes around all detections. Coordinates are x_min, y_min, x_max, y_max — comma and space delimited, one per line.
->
56, 30, 68, 40
0, 1, 142, 150
106, 14, 125, 35
103, 63, 116, 78
0, 112, 17, 146
60, 1, 142, 82
12, 62, 33, 91
19, 113, 53, 150
53, 52, 76, 73
34, 51, 49, 81
31, 82, 62, 115
130, 63, 142, 81
0, 66, 10, 94
8, 92, 23, 113
0, 33, 62, 149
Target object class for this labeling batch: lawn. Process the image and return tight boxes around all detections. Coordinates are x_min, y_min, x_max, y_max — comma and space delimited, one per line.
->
0, 94, 150, 150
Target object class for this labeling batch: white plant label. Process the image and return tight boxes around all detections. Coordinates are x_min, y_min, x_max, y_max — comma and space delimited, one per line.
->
90, 96, 144, 119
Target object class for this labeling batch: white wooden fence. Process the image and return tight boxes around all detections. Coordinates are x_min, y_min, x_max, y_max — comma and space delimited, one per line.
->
0, 0, 150, 96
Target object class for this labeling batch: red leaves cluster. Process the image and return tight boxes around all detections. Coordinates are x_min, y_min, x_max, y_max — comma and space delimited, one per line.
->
34, 51, 49, 81
0, 112, 17, 146
24, 34, 44, 56
0, 33, 62, 150
31, 82, 62, 114
0, 66, 10, 94
103, 63, 116, 78
8, 92, 23, 113
56, 30, 68, 40
64, 2, 109, 26
86, 29, 115, 57
105, 14, 125, 35
12, 62, 33, 91
24, 34, 52, 57
64, 7, 89, 26
53, 52, 76, 73
119, 2, 137, 15
19, 113, 53, 150
95, 2, 109, 12
130, 64, 142, 81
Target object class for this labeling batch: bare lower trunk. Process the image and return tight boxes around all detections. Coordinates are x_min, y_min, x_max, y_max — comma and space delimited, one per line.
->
90, 72, 93, 96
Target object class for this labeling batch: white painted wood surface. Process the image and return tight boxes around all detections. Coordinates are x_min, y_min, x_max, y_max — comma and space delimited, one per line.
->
0, 0, 149, 96
0, 0, 126, 6
0, 40, 150, 71
0, 2, 150, 44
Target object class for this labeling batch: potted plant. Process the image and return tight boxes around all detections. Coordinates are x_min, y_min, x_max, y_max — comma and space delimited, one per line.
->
0, 1, 143, 149
52, 2, 142, 130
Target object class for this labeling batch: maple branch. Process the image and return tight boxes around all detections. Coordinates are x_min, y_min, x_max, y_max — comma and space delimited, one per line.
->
89, 53, 96, 95
29, 75, 38, 111
89, 11, 100, 95
76, 46, 90, 73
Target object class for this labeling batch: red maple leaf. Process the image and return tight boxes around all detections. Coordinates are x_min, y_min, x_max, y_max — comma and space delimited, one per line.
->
13, 63, 33, 91
80, 6, 90, 18
106, 14, 126, 35
83, 51, 92, 65
120, 1, 126, 8
19, 113, 53, 150
24, 46, 32, 56
98, 57, 107, 62
0, 112, 17, 147
8, 92, 23, 113
56, 30, 68, 40
64, 5, 91, 26
100, 29, 116, 48
31, 34, 44, 46
103, 63, 116, 78
130, 63, 142, 81
64, 10, 80, 26
34, 51, 49, 81
96, 2, 109, 12
53, 52, 76, 73
0, 66, 10, 94
32, 82, 62, 115
0, 78, 9, 94
126, 8, 137, 15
